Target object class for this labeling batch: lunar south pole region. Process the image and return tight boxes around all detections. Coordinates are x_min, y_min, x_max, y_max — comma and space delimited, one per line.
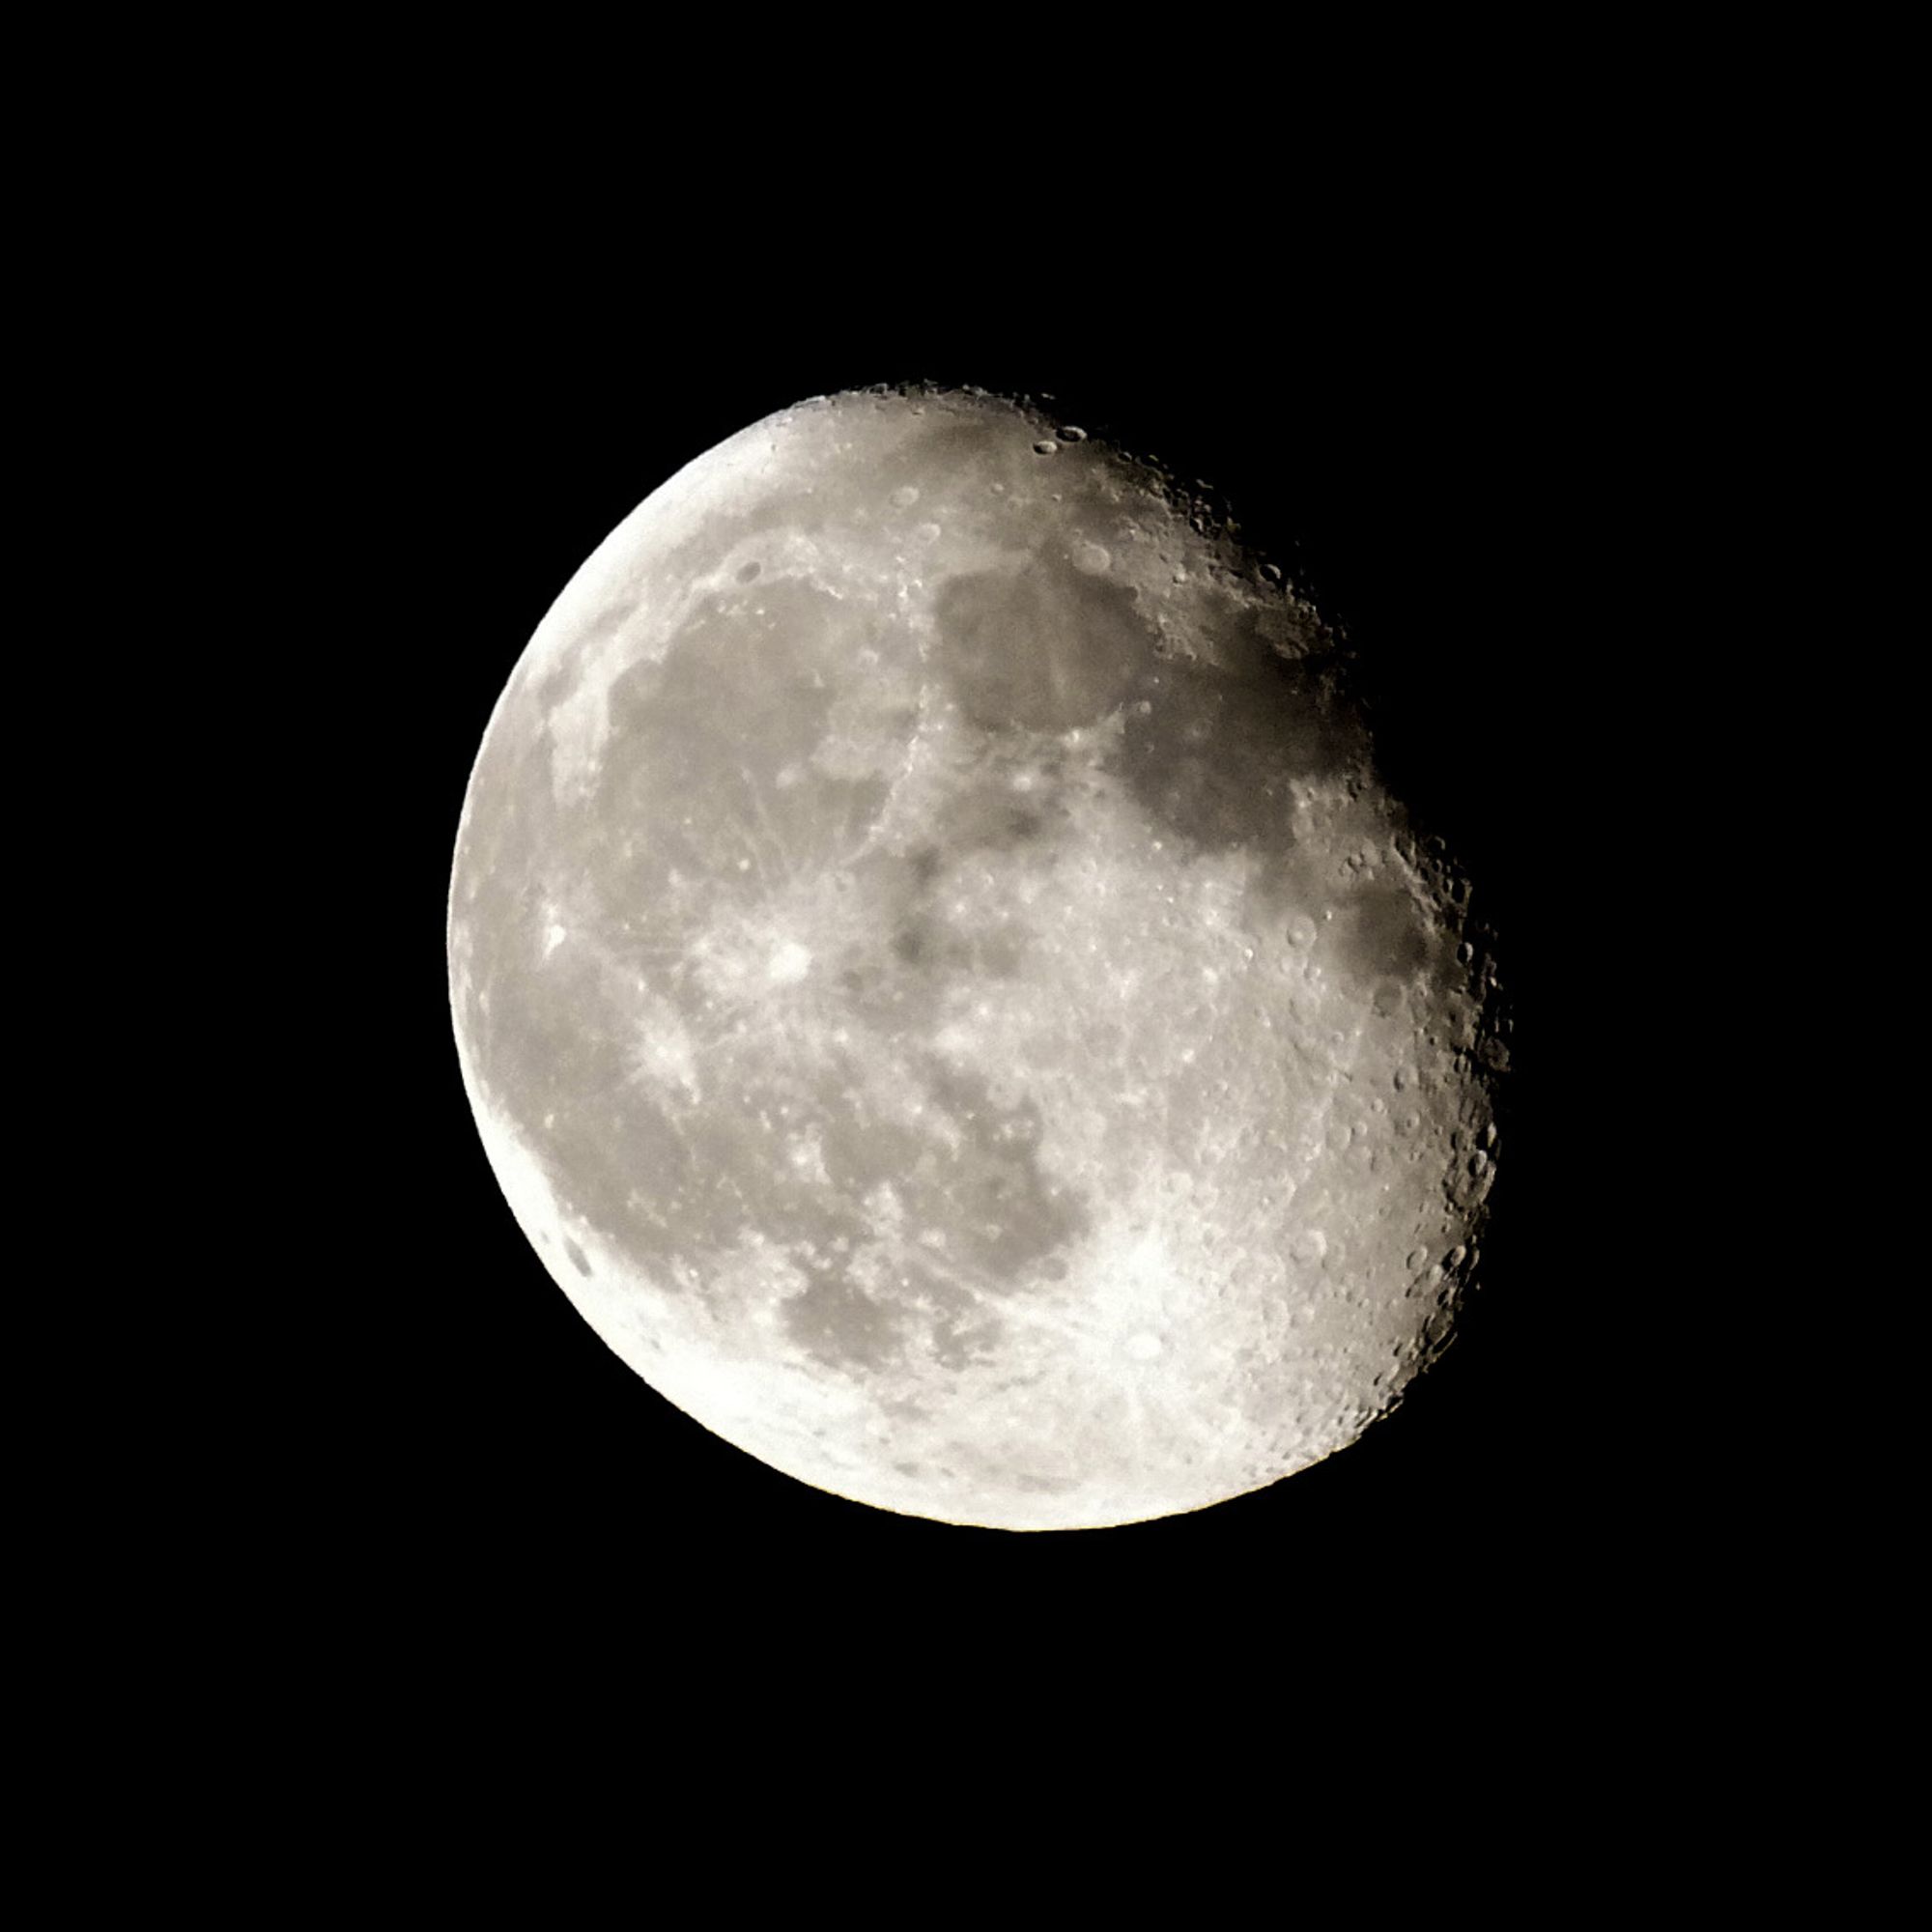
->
447, 384, 1506, 1531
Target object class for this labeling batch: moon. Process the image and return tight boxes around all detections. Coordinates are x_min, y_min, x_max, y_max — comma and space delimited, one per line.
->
447, 383, 1506, 1531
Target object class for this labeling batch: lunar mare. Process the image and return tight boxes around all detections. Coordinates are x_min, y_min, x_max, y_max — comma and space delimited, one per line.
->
447, 384, 1504, 1530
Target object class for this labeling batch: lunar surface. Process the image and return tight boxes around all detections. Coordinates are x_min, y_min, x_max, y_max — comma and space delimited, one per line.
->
447, 384, 1506, 1530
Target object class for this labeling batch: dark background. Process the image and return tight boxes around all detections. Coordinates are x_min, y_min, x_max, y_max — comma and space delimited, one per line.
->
338, 250, 1638, 1680
55, 43, 1771, 1813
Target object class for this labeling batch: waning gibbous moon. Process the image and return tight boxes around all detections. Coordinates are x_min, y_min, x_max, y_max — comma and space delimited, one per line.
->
446, 383, 1507, 1531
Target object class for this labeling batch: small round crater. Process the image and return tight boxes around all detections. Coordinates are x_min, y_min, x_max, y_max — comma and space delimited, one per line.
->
1371, 977, 1408, 1016
890, 486, 921, 508
1033, 439, 1059, 456
1057, 425, 1088, 442
736, 561, 761, 583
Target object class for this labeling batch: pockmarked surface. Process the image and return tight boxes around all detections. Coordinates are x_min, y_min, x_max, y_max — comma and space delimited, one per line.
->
448, 386, 1506, 1529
